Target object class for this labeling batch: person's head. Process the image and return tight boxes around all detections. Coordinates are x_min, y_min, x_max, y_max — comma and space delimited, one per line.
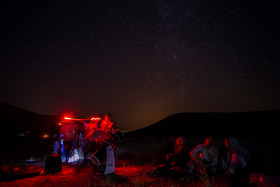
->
104, 113, 112, 121
204, 136, 213, 148
224, 137, 239, 148
175, 136, 185, 146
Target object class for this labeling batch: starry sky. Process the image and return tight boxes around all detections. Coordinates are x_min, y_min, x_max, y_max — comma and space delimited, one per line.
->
1, 0, 280, 129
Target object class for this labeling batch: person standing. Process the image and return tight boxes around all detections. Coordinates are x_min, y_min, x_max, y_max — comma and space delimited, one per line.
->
101, 113, 116, 140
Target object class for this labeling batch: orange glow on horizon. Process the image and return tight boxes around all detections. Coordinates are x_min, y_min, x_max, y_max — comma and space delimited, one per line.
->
42, 133, 50, 138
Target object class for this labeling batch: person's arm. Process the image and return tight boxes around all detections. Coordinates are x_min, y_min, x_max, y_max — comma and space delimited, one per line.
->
190, 144, 203, 165
238, 145, 250, 159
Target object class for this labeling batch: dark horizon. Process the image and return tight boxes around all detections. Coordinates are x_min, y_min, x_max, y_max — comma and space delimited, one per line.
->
1, 102, 279, 131
1, 0, 280, 129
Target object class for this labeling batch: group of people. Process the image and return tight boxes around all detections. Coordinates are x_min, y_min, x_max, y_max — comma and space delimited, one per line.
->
163, 136, 250, 177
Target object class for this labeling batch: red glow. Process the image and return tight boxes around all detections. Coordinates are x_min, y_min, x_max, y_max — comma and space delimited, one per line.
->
91, 117, 101, 121
259, 176, 263, 182
64, 117, 72, 120
199, 152, 203, 159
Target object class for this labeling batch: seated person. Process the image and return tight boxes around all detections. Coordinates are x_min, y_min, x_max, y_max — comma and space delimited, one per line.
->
221, 137, 250, 176
188, 136, 219, 176
165, 136, 190, 169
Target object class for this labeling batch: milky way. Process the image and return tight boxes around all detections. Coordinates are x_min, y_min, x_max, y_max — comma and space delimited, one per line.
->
1, 0, 280, 129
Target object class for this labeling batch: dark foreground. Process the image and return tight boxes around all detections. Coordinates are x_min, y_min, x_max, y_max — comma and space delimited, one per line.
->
1, 163, 254, 187
1, 136, 280, 186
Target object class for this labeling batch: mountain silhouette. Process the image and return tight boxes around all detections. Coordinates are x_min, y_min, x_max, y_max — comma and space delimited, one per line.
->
126, 110, 280, 138
1, 103, 279, 139
0, 103, 60, 139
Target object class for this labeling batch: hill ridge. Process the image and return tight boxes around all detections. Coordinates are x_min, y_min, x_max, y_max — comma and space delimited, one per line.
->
127, 110, 280, 137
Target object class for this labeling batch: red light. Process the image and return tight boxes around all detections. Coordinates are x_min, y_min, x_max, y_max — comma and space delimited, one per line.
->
91, 117, 101, 121
199, 152, 203, 159
64, 117, 72, 120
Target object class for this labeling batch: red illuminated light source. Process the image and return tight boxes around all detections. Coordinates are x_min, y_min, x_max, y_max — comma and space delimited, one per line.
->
62, 116, 101, 122
90, 117, 101, 121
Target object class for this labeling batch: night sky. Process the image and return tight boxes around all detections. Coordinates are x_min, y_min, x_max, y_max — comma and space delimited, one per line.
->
1, 0, 280, 129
